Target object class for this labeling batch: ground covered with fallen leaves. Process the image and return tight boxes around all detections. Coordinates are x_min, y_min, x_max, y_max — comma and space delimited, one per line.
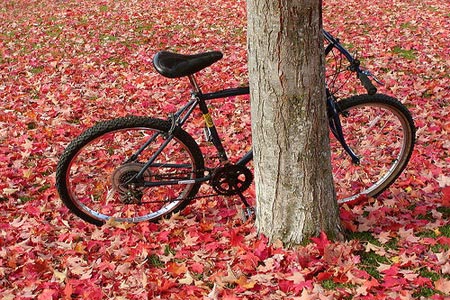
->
1, 0, 449, 299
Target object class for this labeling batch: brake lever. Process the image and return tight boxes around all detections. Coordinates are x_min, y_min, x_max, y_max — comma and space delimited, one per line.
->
362, 69, 384, 86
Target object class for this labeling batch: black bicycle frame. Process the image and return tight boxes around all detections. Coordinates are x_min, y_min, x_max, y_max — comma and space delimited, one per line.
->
178, 81, 252, 166
136, 30, 364, 185
164, 84, 357, 172
323, 30, 356, 66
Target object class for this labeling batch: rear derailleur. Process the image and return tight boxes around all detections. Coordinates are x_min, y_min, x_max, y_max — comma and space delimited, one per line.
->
111, 162, 150, 204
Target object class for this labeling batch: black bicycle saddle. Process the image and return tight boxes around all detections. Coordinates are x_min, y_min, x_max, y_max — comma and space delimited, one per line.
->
153, 51, 223, 78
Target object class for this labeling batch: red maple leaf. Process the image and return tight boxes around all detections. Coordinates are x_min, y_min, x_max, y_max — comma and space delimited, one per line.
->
1, 0, 449, 299
442, 186, 450, 207
311, 232, 330, 256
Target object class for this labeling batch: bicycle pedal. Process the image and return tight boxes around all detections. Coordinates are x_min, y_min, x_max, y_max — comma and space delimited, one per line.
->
239, 206, 255, 222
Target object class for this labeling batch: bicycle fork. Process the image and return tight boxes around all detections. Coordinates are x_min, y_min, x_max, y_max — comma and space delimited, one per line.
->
327, 93, 360, 165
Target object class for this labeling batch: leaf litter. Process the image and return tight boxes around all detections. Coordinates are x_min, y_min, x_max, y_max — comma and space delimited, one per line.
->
0, 0, 449, 299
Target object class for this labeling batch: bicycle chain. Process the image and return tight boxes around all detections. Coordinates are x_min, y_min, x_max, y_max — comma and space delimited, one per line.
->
138, 167, 215, 204
138, 165, 253, 204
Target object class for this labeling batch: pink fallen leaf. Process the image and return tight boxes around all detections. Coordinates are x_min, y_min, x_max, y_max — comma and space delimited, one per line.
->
442, 186, 450, 207
435, 278, 450, 295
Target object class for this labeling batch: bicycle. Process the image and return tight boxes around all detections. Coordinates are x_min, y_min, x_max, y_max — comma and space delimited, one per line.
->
55, 30, 416, 226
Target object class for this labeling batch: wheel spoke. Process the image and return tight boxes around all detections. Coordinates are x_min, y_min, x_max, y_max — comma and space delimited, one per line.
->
56, 117, 204, 225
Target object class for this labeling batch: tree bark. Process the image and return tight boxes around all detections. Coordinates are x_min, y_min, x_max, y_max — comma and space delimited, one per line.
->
247, 0, 343, 246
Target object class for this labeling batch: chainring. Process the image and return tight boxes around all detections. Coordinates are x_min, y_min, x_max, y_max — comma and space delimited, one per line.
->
211, 164, 253, 196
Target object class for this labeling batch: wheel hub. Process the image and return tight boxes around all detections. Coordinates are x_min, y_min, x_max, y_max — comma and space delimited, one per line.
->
111, 162, 151, 204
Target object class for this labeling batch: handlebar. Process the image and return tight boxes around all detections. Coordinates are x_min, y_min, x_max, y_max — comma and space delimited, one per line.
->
323, 30, 379, 95
358, 72, 377, 95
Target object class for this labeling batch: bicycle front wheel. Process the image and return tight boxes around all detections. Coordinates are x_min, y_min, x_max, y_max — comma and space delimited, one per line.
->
331, 94, 415, 204
56, 116, 204, 226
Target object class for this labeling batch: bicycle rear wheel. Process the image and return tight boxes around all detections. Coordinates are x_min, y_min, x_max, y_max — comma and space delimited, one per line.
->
56, 116, 204, 226
330, 94, 415, 204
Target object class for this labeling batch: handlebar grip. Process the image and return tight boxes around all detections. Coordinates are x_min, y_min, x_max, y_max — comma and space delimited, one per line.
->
358, 73, 377, 95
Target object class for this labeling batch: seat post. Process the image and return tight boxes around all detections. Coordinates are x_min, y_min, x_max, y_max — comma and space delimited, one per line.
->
188, 75, 202, 94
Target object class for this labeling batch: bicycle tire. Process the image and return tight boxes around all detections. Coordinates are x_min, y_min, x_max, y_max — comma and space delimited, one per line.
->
56, 116, 204, 226
331, 94, 415, 204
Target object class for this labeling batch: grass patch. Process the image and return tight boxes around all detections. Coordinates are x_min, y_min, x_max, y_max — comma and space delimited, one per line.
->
383, 237, 399, 250
348, 231, 396, 280
348, 231, 380, 246
30, 66, 44, 74
321, 278, 356, 291
421, 89, 433, 99
419, 268, 440, 281
164, 244, 176, 256
359, 250, 390, 265
107, 56, 129, 67
135, 22, 154, 33
99, 5, 109, 12
413, 287, 439, 298
146, 254, 164, 268
19, 196, 33, 203
400, 22, 417, 30
392, 46, 417, 60
437, 206, 450, 218
358, 251, 390, 280
430, 224, 450, 253
46, 25, 63, 37
100, 34, 118, 43
417, 211, 436, 221
440, 224, 450, 237
416, 229, 437, 238
38, 184, 51, 193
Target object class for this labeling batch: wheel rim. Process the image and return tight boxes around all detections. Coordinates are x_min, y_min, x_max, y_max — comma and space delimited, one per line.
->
331, 102, 413, 204
65, 127, 198, 223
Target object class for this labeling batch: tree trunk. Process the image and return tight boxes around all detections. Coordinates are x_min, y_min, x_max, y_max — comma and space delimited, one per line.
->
247, 0, 343, 246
